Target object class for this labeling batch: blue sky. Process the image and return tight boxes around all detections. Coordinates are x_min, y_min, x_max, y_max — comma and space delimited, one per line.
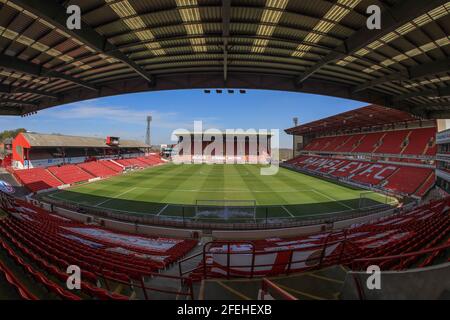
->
0, 89, 366, 148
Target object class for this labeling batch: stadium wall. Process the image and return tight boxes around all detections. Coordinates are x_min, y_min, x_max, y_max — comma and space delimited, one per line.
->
212, 224, 326, 240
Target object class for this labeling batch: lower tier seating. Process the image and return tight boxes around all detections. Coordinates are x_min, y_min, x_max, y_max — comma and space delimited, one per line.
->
14, 168, 62, 192
0, 197, 197, 300
100, 160, 123, 172
288, 155, 434, 198
303, 127, 436, 156
383, 167, 434, 195
77, 161, 118, 178
14, 156, 163, 192
48, 164, 94, 185
191, 197, 449, 280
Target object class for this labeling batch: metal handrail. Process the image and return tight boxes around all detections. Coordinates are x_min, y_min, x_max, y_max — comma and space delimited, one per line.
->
351, 242, 450, 270
260, 278, 297, 300
184, 236, 360, 279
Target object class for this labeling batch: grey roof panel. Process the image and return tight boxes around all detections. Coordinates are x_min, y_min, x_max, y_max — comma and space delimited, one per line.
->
22, 132, 149, 149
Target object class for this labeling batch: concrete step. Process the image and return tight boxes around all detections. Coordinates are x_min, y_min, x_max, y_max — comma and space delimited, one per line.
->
199, 265, 349, 300
133, 241, 205, 300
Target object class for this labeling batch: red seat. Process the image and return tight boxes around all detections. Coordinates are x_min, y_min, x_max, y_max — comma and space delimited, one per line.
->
48, 164, 94, 184
301, 127, 436, 157
402, 127, 436, 155
376, 130, 410, 154
14, 167, 62, 192
100, 160, 123, 172
383, 167, 434, 195
77, 161, 117, 178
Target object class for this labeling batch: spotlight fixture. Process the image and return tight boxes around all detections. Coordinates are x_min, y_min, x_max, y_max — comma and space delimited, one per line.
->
203, 88, 247, 94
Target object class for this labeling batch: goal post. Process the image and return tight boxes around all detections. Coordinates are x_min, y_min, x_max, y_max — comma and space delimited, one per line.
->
195, 199, 257, 221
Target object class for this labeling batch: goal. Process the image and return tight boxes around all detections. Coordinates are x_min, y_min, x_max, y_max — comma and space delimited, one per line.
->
195, 199, 257, 221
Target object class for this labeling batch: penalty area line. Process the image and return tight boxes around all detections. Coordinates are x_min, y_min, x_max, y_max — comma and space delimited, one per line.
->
311, 189, 354, 210
94, 187, 138, 207
156, 204, 169, 216
282, 205, 295, 217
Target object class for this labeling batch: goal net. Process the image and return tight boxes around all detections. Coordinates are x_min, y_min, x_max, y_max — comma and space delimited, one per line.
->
358, 191, 398, 210
195, 199, 257, 221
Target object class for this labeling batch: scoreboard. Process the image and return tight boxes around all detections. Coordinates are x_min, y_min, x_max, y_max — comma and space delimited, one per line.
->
106, 136, 120, 146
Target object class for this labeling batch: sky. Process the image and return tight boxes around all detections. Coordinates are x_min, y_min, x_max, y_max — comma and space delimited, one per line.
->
0, 89, 366, 148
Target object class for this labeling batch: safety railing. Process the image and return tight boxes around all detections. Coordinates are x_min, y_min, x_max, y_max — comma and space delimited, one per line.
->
179, 234, 361, 280
350, 242, 450, 271
99, 268, 195, 300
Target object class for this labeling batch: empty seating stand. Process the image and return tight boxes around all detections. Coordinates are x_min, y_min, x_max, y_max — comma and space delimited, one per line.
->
14, 156, 163, 192
288, 155, 434, 198
352, 132, 384, 153
77, 161, 117, 178
303, 127, 436, 157
0, 197, 197, 299
14, 168, 62, 192
47, 165, 94, 185
376, 130, 410, 154
383, 167, 434, 195
402, 127, 436, 155
100, 160, 123, 172
191, 197, 450, 280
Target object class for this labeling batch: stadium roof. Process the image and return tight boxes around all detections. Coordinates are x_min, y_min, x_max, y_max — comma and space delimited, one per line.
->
285, 104, 422, 135
0, 0, 449, 118
20, 132, 149, 148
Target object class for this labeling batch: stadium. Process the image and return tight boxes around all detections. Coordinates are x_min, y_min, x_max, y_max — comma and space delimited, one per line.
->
0, 0, 449, 304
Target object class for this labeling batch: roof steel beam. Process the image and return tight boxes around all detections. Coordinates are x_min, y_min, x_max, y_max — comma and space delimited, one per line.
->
296, 0, 449, 85
393, 85, 450, 102
222, 0, 231, 83
0, 84, 58, 99
12, 0, 155, 85
0, 98, 38, 107
0, 106, 23, 116
353, 57, 450, 93
0, 54, 98, 91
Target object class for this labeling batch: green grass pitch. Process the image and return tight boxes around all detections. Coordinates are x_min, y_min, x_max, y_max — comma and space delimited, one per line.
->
45, 164, 392, 222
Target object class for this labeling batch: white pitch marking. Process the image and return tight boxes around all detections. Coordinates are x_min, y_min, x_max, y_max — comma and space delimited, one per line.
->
311, 189, 354, 210
156, 204, 169, 216
132, 186, 314, 193
282, 206, 295, 217
94, 187, 138, 207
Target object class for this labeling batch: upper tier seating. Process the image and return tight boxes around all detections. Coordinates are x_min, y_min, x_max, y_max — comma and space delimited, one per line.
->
115, 159, 134, 167
335, 134, 365, 153
303, 127, 436, 156
77, 161, 117, 178
191, 197, 449, 279
14, 168, 62, 192
402, 127, 436, 155
138, 155, 164, 165
375, 130, 410, 154
289, 155, 434, 197
48, 165, 94, 185
352, 132, 384, 153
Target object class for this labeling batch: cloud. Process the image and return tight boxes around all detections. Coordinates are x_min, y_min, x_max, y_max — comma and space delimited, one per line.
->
48, 101, 220, 130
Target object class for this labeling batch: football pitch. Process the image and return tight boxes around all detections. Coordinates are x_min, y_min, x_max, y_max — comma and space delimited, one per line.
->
45, 164, 394, 222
